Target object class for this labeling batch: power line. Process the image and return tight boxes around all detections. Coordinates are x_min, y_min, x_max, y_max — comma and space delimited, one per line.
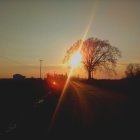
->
0, 55, 23, 65
0, 55, 33, 68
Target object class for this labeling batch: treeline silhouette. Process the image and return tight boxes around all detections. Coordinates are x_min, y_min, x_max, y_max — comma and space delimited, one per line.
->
0, 75, 139, 138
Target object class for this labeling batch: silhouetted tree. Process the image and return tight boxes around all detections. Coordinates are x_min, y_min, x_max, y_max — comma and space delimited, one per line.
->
125, 63, 140, 79
63, 38, 121, 80
63, 40, 82, 64
81, 38, 121, 79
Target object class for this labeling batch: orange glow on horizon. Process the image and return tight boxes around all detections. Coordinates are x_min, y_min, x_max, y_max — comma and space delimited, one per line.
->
48, 0, 100, 132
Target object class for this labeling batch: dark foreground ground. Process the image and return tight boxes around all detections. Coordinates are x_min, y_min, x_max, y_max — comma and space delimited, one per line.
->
0, 78, 139, 139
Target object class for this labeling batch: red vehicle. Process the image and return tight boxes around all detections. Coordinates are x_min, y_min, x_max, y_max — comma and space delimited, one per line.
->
46, 73, 67, 91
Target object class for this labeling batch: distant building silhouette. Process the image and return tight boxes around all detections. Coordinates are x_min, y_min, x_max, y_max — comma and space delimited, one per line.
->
13, 74, 26, 80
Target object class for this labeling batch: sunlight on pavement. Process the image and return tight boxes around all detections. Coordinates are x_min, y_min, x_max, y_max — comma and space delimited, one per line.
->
70, 82, 95, 126
49, 0, 100, 132
49, 68, 73, 130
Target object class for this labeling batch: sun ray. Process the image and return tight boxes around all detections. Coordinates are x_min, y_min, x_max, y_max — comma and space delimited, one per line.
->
48, 0, 99, 132
79, 0, 99, 50
49, 68, 73, 130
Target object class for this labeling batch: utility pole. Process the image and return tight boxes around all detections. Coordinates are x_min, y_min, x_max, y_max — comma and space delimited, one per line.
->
40, 60, 43, 79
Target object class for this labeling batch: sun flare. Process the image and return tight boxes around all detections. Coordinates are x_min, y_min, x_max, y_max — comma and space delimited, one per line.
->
69, 51, 82, 68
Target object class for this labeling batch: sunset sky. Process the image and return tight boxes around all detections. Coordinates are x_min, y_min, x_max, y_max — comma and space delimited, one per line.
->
0, 0, 140, 78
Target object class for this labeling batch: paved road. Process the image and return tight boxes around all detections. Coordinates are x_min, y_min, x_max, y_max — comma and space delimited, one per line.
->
49, 80, 129, 139
1, 80, 137, 139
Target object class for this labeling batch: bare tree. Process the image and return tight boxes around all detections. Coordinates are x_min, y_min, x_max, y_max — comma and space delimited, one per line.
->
125, 63, 140, 78
81, 38, 121, 79
63, 40, 82, 64
63, 38, 121, 80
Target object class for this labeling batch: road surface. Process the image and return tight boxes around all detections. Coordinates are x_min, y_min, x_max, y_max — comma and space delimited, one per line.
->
1, 79, 138, 139
48, 80, 129, 139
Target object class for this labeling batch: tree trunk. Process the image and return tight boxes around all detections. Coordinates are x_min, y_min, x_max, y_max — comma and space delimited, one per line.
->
88, 70, 91, 80
91, 71, 94, 79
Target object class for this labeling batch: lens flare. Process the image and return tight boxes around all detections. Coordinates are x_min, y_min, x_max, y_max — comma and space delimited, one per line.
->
49, 68, 73, 130
48, 0, 99, 133
69, 51, 82, 68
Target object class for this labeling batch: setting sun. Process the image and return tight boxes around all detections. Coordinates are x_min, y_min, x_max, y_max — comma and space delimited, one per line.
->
69, 51, 82, 68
